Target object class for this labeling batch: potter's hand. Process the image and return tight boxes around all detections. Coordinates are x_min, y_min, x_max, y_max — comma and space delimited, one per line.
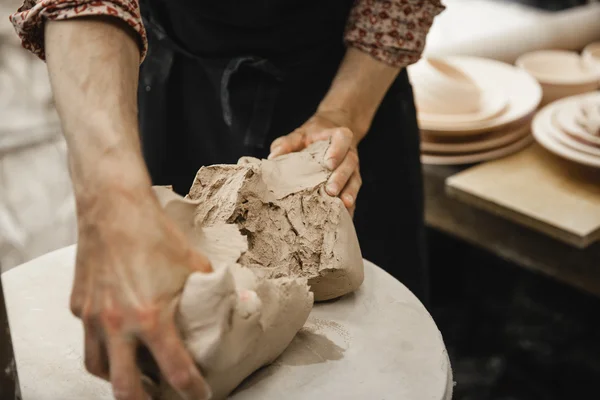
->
70, 188, 213, 400
269, 110, 362, 215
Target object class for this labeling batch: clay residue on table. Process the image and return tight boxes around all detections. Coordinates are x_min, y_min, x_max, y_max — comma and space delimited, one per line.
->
276, 327, 346, 366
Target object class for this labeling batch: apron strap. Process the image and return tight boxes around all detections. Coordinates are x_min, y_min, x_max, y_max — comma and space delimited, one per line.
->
142, 11, 284, 150
221, 56, 284, 148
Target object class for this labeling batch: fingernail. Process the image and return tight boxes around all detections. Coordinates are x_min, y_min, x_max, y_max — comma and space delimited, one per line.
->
326, 183, 339, 195
325, 157, 336, 170
343, 193, 354, 205
268, 147, 281, 159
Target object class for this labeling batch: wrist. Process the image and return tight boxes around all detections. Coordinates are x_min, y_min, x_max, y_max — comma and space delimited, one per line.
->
317, 47, 401, 141
67, 131, 153, 213
315, 102, 372, 143
74, 175, 155, 229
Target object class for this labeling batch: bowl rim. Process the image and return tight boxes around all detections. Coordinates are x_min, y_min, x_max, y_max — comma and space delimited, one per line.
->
515, 49, 599, 85
583, 42, 600, 57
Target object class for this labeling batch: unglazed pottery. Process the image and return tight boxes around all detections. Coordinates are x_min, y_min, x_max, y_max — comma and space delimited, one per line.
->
546, 109, 600, 157
411, 58, 508, 123
582, 42, 600, 76
409, 56, 542, 134
421, 134, 533, 165
410, 57, 483, 115
532, 93, 600, 168
420, 121, 530, 154
554, 102, 600, 147
516, 50, 599, 105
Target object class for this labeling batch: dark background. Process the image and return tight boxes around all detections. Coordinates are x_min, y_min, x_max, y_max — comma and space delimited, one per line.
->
429, 228, 600, 400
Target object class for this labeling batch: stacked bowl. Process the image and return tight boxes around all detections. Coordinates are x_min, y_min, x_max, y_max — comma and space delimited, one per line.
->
408, 56, 543, 165
582, 42, 600, 75
532, 91, 600, 168
516, 50, 599, 106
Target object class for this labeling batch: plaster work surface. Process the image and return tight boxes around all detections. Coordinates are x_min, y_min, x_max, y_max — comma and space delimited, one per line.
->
2, 245, 451, 400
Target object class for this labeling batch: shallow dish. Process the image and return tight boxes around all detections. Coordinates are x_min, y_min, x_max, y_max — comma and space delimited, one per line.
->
410, 56, 542, 134
582, 42, 600, 75
411, 58, 508, 123
532, 96, 600, 168
554, 100, 600, 147
421, 134, 533, 165
546, 109, 600, 157
516, 50, 599, 105
410, 57, 482, 115
420, 121, 530, 154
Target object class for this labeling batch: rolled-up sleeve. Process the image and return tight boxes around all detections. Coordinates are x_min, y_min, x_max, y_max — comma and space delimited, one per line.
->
9, 0, 147, 61
344, 0, 445, 68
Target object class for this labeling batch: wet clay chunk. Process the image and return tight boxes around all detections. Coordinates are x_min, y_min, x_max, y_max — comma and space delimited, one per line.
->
153, 188, 313, 400
187, 140, 364, 301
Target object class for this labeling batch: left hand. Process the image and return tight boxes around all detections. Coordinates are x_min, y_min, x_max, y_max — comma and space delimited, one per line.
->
269, 111, 362, 215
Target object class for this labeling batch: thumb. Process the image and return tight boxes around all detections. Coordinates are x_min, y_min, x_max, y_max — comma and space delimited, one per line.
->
268, 129, 306, 159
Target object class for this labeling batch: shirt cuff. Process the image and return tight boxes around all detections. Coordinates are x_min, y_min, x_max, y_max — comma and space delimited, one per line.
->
9, 0, 147, 62
344, 0, 445, 68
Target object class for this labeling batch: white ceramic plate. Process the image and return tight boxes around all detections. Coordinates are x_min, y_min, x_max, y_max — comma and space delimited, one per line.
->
418, 100, 508, 125
532, 99, 600, 168
421, 134, 533, 165
420, 121, 530, 154
546, 108, 600, 157
410, 56, 542, 134
554, 102, 600, 147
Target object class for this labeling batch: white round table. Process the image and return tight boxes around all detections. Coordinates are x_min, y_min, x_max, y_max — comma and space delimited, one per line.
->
2, 245, 453, 400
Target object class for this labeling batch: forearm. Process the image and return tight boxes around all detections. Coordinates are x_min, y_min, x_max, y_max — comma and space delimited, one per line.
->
317, 47, 400, 141
323, 0, 445, 141
45, 17, 151, 207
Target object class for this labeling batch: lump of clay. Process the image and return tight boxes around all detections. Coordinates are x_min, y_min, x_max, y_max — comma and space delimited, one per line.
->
187, 140, 364, 301
152, 187, 314, 400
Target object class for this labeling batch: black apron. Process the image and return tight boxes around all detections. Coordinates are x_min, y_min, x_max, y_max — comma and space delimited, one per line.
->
137, 0, 429, 304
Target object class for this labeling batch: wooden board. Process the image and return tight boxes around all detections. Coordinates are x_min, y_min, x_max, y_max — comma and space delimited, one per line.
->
445, 143, 600, 248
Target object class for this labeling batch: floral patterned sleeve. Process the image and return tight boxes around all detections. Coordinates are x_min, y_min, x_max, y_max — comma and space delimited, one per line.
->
9, 0, 147, 62
345, 0, 445, 68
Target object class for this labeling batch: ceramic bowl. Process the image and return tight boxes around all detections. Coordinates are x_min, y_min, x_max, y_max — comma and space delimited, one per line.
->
413, 56, 542, 135
410, 58, 483, 115
515, 50, 599, 105
420, 120, 531, 154
582, 42, 600, 76
576, 98, 600, 138
555, 103, 600, 147
532, 92, 600, 168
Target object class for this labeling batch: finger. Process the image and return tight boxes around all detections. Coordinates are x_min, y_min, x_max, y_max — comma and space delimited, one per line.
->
323, 128, 354, 170
142, 321, 211, 400
326, 150, 359, 196
348, 203, 356, 218
268, 130, 305, 159
106, 333, 146, 400
188, 248, 213, 274
340, 170, 362, 211
83, 324, 110, 380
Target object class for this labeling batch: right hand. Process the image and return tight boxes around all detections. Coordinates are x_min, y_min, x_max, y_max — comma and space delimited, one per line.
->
69, 186, 213, 400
